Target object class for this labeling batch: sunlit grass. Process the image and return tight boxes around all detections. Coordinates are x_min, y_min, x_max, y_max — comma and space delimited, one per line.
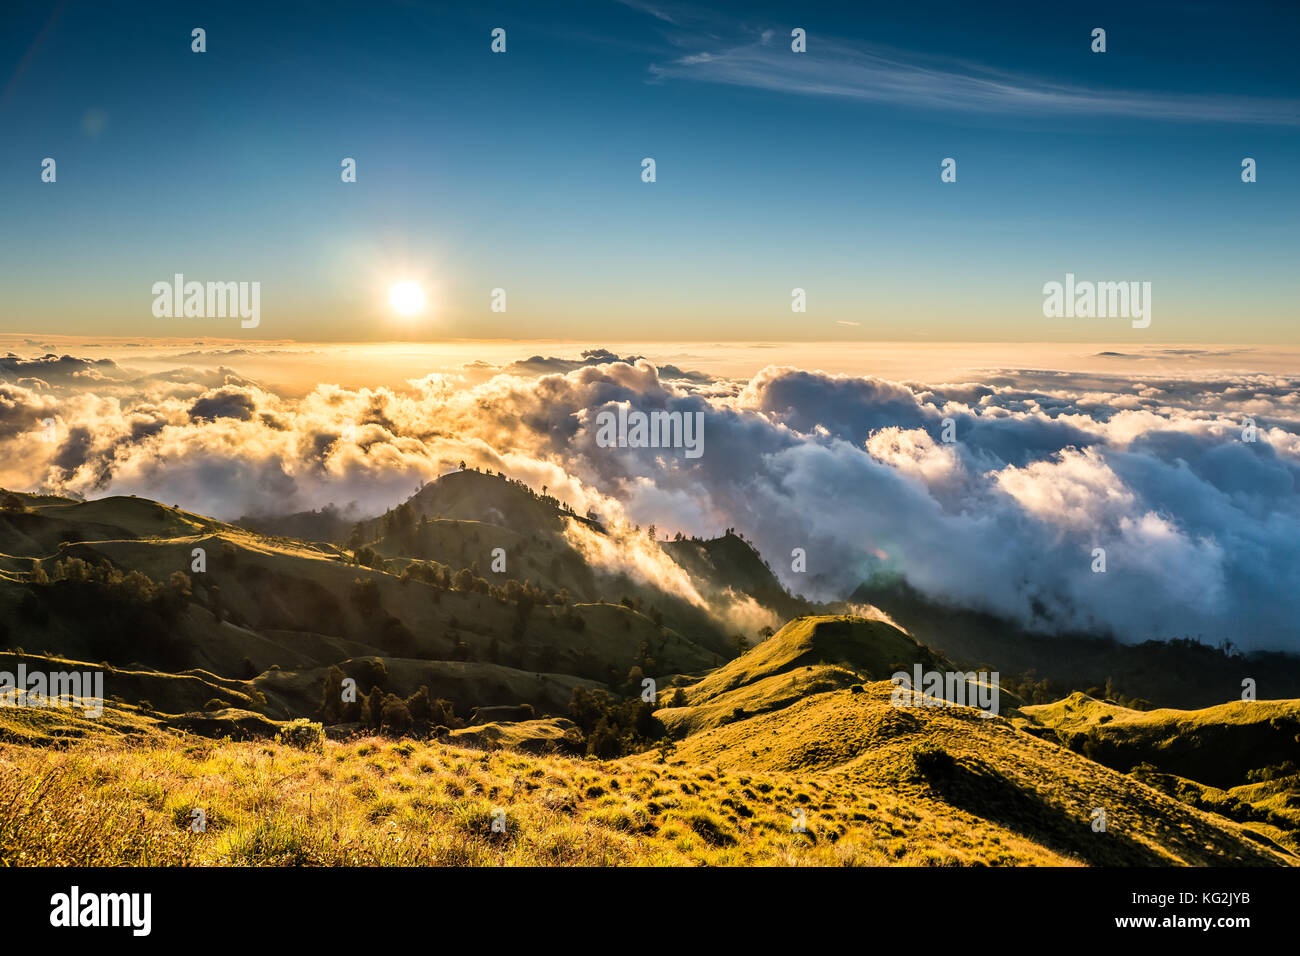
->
0, 731, 1070, 867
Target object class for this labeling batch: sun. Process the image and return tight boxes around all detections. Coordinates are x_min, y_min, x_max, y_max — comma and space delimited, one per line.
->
388, 280, 426, 316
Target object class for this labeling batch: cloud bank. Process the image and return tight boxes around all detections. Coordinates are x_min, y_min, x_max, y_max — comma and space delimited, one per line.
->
2, 348, 1297, 650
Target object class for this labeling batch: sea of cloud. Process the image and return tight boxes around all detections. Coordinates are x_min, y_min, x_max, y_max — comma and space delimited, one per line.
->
2, 347, 1296, 650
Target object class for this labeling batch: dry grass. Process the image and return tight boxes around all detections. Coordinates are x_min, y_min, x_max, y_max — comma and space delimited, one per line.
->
3, 672, 1294, 867
0, 727, 1074, 867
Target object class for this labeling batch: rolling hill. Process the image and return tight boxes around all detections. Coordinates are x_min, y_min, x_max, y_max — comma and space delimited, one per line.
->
1, 475, 1298, 866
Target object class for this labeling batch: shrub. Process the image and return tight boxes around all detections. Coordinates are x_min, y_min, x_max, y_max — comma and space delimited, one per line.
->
560, 725, 586, 754
568, 687, 663, 758
380, 695, 413, 736
1246, 761, 1300, 783
277, 718, 324, 751
675, 809, 737, 847
908, 742, 955, 782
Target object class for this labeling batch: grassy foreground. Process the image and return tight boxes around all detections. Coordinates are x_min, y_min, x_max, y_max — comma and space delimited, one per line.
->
3, 614, 1295, 867
2, 725, 1074, 867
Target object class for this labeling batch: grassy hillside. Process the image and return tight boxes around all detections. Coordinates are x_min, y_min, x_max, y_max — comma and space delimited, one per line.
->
0, 485, 724, 692
2, 681, 1289, 866
356, 470, 807, 656
3, 611, 1295, 867
2, 481, 1297, 867
657, 615, 1019, 738
1023, 693, 1300, 786
1, 726, 1072, 866
1025, 692, 1300, 852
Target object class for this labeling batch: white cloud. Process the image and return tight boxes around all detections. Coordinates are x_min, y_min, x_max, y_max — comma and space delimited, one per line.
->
2, 349, 1297, 650
647, 35, 1300, 126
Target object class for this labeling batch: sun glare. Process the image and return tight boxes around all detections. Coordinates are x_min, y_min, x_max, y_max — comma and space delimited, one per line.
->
388, 281, 426, 316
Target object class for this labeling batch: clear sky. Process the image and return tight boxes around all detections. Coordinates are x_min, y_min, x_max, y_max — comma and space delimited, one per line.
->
1, 0, 1297, 343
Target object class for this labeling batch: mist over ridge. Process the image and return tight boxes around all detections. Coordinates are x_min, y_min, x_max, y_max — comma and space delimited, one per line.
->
2, 344, 1296, 651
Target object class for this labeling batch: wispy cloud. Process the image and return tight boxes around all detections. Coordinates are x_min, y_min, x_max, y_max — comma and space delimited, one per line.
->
615, 0, 684, 26
647, 34, 1300, 126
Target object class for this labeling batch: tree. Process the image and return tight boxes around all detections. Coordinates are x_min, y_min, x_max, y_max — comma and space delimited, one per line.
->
361, 686, 385, 728
351, 577, 381, 613
587, 718, 621, 759
405, 685, 431, 721
626, 665, 645, 695
357, 657, 387, 689
167, 570, 192, 601
430, 697, 460, 728
380, 694, 413, 736
320, 665, 345, 722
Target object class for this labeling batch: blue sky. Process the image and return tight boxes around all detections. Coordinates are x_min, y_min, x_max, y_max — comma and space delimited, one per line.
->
1, 0, 1297, 342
